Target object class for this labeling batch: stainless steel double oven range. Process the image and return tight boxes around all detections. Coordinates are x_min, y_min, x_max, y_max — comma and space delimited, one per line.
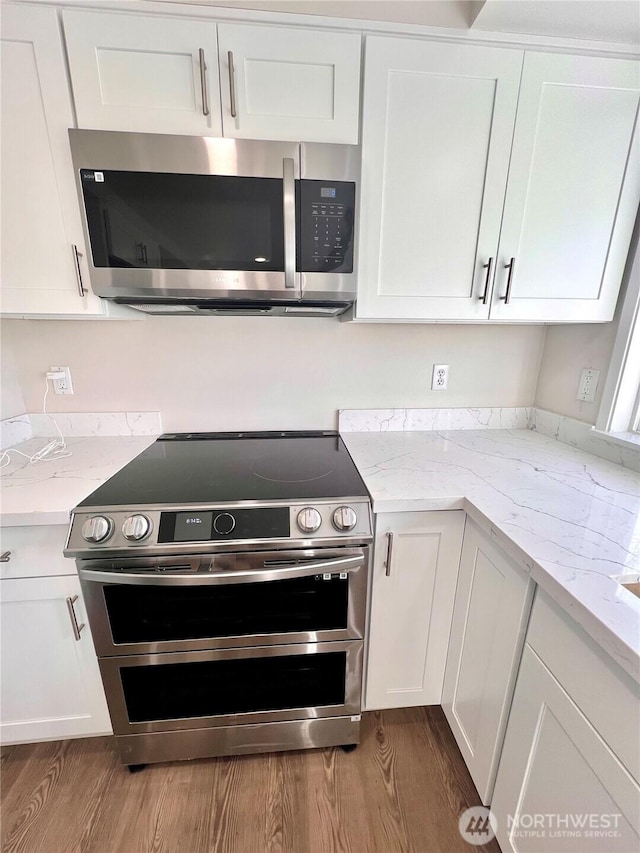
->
64, 432, 372, 769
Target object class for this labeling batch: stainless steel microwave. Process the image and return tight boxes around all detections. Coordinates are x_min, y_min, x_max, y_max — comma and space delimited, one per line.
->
69, 130, 359, 317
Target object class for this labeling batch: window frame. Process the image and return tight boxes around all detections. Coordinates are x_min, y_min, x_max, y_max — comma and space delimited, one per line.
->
596, 215, 640, 437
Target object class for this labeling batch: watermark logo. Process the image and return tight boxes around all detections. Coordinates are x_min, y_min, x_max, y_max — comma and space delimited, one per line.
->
458, 806, 497, 846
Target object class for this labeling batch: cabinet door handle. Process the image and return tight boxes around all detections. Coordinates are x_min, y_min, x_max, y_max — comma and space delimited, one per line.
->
384, 532, 394, 577
502, 257, 515, 304
66, 595, 85, 642
72, 245, 86, 297
228, 50, 237, 118
479, 257, 493, 305
199, 48, 210, 117
0, 551, 11, 562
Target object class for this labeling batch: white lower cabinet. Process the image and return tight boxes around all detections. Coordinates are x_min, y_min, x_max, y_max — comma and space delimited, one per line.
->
0, 574, 111, 745
491, 592, 640, 853
365, 511, 464, 710
442, 519, 534, 804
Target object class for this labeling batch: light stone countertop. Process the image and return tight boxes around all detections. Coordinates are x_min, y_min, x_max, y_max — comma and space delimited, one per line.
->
0, 435, 157, 526
341, 428, 640, 684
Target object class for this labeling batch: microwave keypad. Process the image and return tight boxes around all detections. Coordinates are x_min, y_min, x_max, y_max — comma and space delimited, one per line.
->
298, 181, 355, 273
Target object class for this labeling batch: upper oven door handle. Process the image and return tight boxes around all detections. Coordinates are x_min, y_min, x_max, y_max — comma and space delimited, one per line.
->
78, 554, 365, 586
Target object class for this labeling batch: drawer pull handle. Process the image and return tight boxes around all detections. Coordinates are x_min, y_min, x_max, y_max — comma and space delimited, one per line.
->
66, 595, 85, 642
384, 532, 394, 577
199, 48, 210, 117
0, 551, 11, 562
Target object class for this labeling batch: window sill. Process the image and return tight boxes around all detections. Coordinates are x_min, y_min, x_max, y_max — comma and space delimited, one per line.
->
591, 429, 640, 450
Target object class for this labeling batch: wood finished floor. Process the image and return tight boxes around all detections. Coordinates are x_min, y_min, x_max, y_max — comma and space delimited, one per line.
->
1, 708, 500, 853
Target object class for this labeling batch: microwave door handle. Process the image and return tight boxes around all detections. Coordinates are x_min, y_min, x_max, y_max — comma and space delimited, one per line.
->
78, 555, 364, 586
283, 157, 296, 290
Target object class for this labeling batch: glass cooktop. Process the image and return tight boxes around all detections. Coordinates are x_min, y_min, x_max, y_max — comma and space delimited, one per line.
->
78, 431, 369, 507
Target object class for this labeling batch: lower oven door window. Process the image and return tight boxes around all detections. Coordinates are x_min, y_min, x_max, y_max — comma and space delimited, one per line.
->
100, 641, 362, 734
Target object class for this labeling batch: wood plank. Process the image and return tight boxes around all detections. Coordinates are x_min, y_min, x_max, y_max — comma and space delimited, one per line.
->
1, 709, 501, 853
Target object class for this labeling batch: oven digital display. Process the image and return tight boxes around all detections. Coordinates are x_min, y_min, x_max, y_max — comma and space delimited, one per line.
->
173, 512, 213, 541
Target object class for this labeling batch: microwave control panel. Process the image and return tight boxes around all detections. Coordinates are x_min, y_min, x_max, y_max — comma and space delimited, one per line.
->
297, 180, 355, 273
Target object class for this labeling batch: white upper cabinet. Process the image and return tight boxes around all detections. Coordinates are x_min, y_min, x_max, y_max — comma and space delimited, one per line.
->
0, 5, 125, 319
491, 52, 640, 323
63, 10, 222, 136
218, 24, 361, 143
62, 12, 361, 143
357, 37, 640, 323
357, 37, 523, 320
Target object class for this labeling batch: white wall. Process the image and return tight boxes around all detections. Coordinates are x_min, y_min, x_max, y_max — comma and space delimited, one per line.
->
1, 318, 545, 431
0, 332, 26, 419
534, 322, 618, 424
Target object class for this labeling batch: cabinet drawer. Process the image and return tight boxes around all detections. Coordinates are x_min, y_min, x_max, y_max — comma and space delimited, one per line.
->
0, 526, 71, 580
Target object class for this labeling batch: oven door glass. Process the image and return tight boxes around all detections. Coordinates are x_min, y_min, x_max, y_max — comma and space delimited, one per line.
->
80, 170, 284, 272
101, 642, 362, 733
104, 574, 348, 643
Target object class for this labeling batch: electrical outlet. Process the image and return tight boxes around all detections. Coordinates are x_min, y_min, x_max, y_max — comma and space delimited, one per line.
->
431, 364, 449, 391
576, 367, 599, 403
48, 366, 73, 395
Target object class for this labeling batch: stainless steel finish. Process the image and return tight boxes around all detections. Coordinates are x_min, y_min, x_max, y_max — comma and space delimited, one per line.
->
72, 245, 86, 297
122, 514, 151, 542
65, 498, 372, 559
297, 506, 322, 534
79, 547, 369, 656
80, 553, 364, 587
82, 515, 113, 543
502, 257, 515, 304
384, 531, 394, 577
70, 130, 300, 301
99, 640, 363, 735
198, 49, 210, 117
300, 142, 360, 301
116, 715, 360, 766
479, 257, 493, 305
227, 50, 237, 118
0, 551, 11, 562
65, 595, 85, 641
69, 130, 357, 309
283, 157, 297, 290
332, 506, 357, 532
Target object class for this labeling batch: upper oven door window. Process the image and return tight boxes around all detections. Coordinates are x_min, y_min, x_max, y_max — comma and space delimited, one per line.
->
82, 550, 368, 654
80, 170, 284, 272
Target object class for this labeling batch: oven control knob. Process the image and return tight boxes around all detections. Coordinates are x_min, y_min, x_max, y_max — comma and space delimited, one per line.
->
213, 512, 236, 535
332, 506, 357, 532
297, 507, 322, 534
82, 515, 113, 543
122, 514, 151, 541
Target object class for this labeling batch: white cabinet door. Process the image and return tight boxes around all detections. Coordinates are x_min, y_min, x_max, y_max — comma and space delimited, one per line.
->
365, 511, 464, 710
356, 36, 522, 320
0, 5, 118, 318
0, 576, 111, 745
218, 24, 361, 143
490, 52, 640, 323
491, 645, 640, 853
63, 10, 222, 136
442, 519, 534, 804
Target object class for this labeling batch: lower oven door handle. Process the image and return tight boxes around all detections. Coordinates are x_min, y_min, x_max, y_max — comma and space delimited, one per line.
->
79, 554, 365, 586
